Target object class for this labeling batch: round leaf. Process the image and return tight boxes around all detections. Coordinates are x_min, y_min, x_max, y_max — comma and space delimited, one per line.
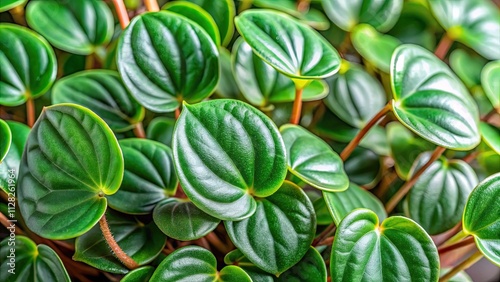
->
0, 119, 11, 163
331, 209, 439, 282
17, 104, 124, 239
391, 44, 480, 150
449, 49, 487, 89
117, 11, 219, 113
0, 23, 57, 106
225, 181, 316, 275
0, 121, 30, 193
481, 60, 500, 109
173, 99, 287, 220
146, 117, 175, 147
0, 0, 26, 12
343, 146, 381, 187
280, 124, 348, 192
121, 266, 155, 282
26, 0, 113, 55
480, 122, 500, 155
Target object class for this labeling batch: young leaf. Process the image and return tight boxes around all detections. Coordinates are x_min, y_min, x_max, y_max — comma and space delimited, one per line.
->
146, 117, 176, 147
17, 104, 124, 239
173, 99, 287, 220
0, 24, 56, 106
225, 181, 316, 275
0, 0, 26, 12
449, 49, 487, 89
0, 119, 11, 163
481, 60, 500, 109
117, 11, 219, 113
480, 122, 500, 155
121, 266, 155, 282
0, 121, 29, 193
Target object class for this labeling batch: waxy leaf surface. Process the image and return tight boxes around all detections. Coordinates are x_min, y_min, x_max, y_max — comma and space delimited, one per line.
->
0, 121, 29, 193
0, 119, 10, 163
185, 0, 235, 46
0, 0, 26, 12
479, 122, 500, 155
146, 117, 175, 147
121, 266, 155, 282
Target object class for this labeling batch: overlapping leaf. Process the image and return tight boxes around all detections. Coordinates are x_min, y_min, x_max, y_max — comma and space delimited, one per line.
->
0, 0, 26, 12
480, 122, 500, 155
146, 117, 176, 147
121, 266, 155, 282
481, 61, 500, 108
449, 49, 486, 89
0, 121, 29, 193
0, 119, 11, 163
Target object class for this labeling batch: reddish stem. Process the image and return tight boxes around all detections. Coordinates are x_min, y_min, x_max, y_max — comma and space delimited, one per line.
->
99, 214, 139, 269
133, 122, 146, 138
26, 98, 35, 127
290, 88, 303, 124
175, 107, 181, 120
112, 0, 130, 29
438, 236, 475, 255
144, 0, 159, 11
434, 33, 453, 60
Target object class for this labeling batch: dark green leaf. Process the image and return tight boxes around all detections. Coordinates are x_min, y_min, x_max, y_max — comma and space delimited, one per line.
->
0, 119, 11, 163
449, 49, 487, 89
0, 121, 29, 193
121, 266, 155, 282
0, 0, 26, 12
314, 197, 334, 225
215, 47, 240, 99
224, 249, 274, 282
343, 146, 381, 187
480, 122, 500, 155
146, 117, 175, 147
481, 60, 500, 108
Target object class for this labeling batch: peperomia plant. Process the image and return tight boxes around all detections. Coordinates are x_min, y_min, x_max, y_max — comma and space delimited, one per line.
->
0, 0, 499, 281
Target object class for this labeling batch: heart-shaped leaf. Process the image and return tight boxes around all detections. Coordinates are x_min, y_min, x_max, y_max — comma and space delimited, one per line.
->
0, 119, 11, 163
0, 0, 26, 12
150, 246, 252, 282
428, 0, 500, 60
324, 60, 386, 128
481, 60, 500, 109
322, 0, 403, 32
117, 11, 219, 113
26, 0, 113, 55
449, 49, 487, 89
74, 210, 166, 274
0, 121, 29, 193
331, 209, 439, 281
463, 173, 500, 266
225, 181, 316, 275
0, 236, 70, 282
146, 117, 175, 147
280, 124, 348, 192
107, 139, 178, 214
121, 266, 155, 282
17, 104, 123, 239
0, 23, 56, 106
323, 182, 387, 225
52, 70, 145, 133
235, 10, 340, 80
391, 44, 480, 150
406, 153, 478, 235
153, 198, 220, 241
232, 38, 328, 107
173, 99, 287, 220
480, 122, 500, 155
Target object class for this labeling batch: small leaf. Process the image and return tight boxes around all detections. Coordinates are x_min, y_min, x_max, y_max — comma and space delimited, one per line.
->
343, 146, 381, 187
481, 60, 500, 108
0, 121, 30, 193
479, 122, 500, 155
0, 119, 11, 163
121, 266, 155, 282
0, 0, 26, 12
215, 47, 240, 99
449, 49, 487, 89
146, 117, 175, 147
314, 197, 334, 225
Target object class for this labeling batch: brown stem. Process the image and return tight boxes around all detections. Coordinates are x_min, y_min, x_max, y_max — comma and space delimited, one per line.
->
340, 102, 392, 161
144, 0, 159, 11
317, 236, 334, 246
0, 212, 24, 235
205, 232, 227, 253
9, 4, 26, 26
434, 33, 453, 60
439, 251, 483, 282
313, 224, 336, 246
112, 0, 130, 29
99, 214, 139, 269
290, 87, 303, 124
461, 151, 479, 163
133, 122, 146, 138
481, 108, 497, 122
436, 222, 463, 247
85, 54, 94, 70
175, 107, 181, 120
297, 0, 310, 12
385, 146, 446, 213
438, 236, 475, 255
26, 98, 35, 127
53, 240, 75, 251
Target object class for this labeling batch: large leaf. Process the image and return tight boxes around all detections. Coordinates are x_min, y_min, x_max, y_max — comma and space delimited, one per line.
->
428, 0, 500, 60
480, 122, 500, 155
0, 0, 26, 12
26, 0, 113, 55
406, 153, 477, 235
449, 49, 487, 89
322, 0, 403, 32
0, 121, 29, 193
0, 119, 11, 163
331, 209, 439, 281
481, 60, 500, 109
235, 10, 340, 80
150, 246, 252, 282
17, 104, 124, 239
225, 181, 316, 275
107, 139, 178, 214
0, 23, 57, 106
173, 99, 287, 220
52, 70, 145, 133
0, 236, 70, 282
463, 173, 500, 266
391, 44, 480, 150
146, 117, 175, 147
280, 124, 348, 192
117, 11, 219, 113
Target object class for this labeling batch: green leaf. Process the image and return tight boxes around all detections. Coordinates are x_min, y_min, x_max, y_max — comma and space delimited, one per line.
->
17, 104, 124, 239
0, 0, 26, 12
225, 181, 316, 275
224, 249, 274, 282
232, 38, 328, 107
324, 182, 387, 226
406, 154, 477, 235
324, 60, 386, 128
280, 124, 348, 191
121, 266, 155, 282
480, 122, 500, 155
0, 121, 29, 193
0, 236, 70, 282
463, 173, 500, 266
0, 23, 57, 106
235, 10, 340, 80
391, 44, 480, 150
153, 198, 220, 240
0, 119, 11, 163
173, 99, 287, 220
107, 139, 178, 214
343, 146, 381, 187
74, 210, 166, 274
162, 1, 221, 45
314, 196, 334, 225
322, 0, 403, 32
215, 47, 240, 99
117, 11, 219, 113
481, 60, 500, 108
449, 49, 487, 89
331, 209, 439, 281
150, 246, 252, 282
428, 0, 500, 60
146, 117, 175, 147
52, 70, 145, 133
351, 24, 401, 73
477, 150, 500, 177
26, 0, 114, 55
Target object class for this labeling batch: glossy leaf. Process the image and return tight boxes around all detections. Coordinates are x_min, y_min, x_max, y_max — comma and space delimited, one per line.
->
0, 119, 11, 163
121, 266, 155, 282
74, 211, 166, 274
17, 104, 123, 239
280, 124, 348, 191
52, 70, 145, 132
463, 173, 500, 266
225, 181, 316, 275
146, 117, 175, 147
185, 0, 235, 46
215, 47, 240, 99
331, 209, 439, 282
0, 0, 26, 12
480, 122, 500, 155
314, 196, 334, 225
481, 60, 500, 108
107, 139, 178, 214
324, 182, 387, 225
343, 146, 381, 187
117, 11, 219, 112
449, 49, 486, 89
0, 23, 57, 106
173, 99, 287, 220
235, 10, 340, 80
391, 44, 480, 150
0, 121, 29, 193
153, 198, 220, 241
26, 0, 114, 55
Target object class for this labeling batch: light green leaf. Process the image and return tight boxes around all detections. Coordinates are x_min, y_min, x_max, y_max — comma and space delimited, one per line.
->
480, 122, 500, 155
481, 60, 500, 108
146, 117, 175, 147
121, 266, 155, 282
0, 119, 11, 163
0, 0, 26, 12
449, 49, 487, 89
